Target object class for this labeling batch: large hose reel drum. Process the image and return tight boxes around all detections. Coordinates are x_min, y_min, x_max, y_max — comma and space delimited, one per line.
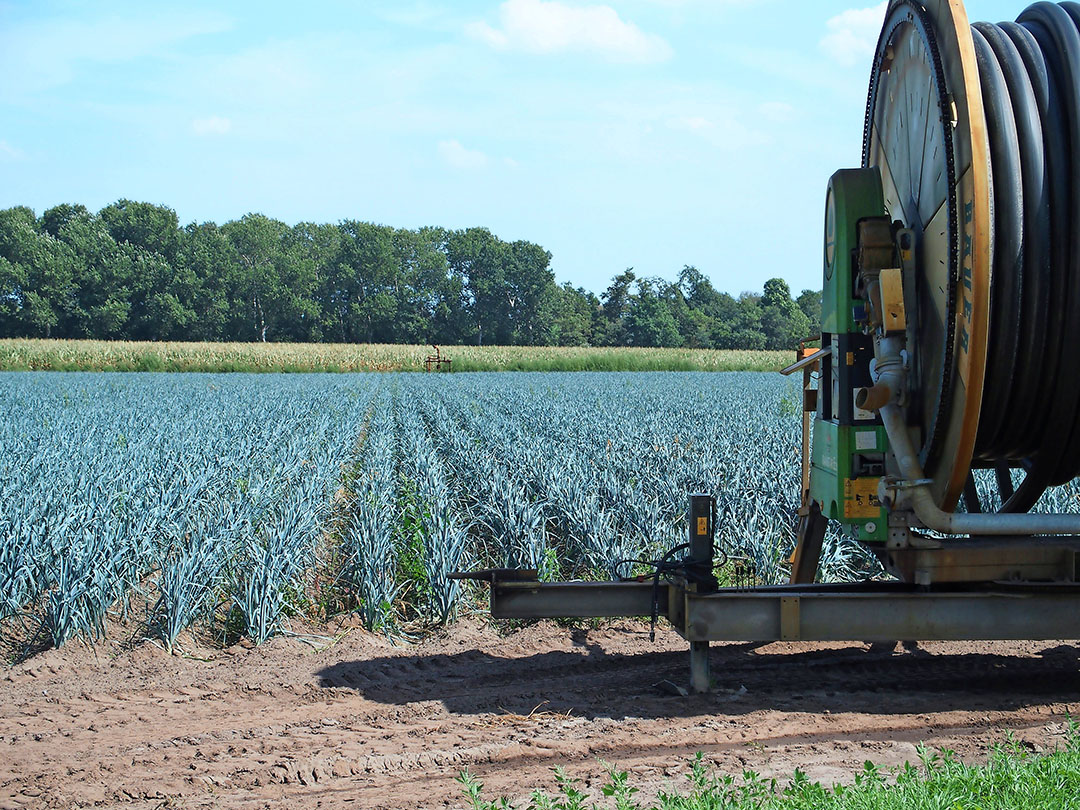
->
802, 0, 1080, 585
858, 0, 1080, 516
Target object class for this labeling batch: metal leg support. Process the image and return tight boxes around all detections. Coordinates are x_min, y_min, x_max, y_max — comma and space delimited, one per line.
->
689, 640, 711, 693
790, 501, 827, 585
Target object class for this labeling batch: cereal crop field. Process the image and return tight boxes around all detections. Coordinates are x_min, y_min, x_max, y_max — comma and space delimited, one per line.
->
0, 339, 789, 374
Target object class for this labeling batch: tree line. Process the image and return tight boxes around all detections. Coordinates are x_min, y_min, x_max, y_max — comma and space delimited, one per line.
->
0, 201, 821, 349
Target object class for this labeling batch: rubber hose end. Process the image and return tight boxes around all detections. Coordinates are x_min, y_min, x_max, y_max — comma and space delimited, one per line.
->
856, 383, 892, 412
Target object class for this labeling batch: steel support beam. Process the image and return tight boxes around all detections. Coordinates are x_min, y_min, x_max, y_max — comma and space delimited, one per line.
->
485, 578, 1080, 695
491, 581, 659, 619
684, 588, 1080, 642
490, 579, 1080, 643
689, 641, 711, 694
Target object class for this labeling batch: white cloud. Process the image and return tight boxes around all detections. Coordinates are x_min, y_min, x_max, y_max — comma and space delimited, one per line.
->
191, 116, 232, 136
757, 101, 794, 123
0, 140, 25, 160
0, 11, 232, 97
438, 139, 490, 169
466, 0, 671, 63
670, 117, 755, 149
669, 115, 710, 132
634, 0, 758, 5
820, 2, 887, 67
377, 3, 446, 27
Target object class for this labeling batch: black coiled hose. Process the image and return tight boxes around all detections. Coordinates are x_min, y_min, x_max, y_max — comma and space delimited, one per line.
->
969, 2, 1080, 511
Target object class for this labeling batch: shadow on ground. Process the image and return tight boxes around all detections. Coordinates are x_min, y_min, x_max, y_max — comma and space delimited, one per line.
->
316, 631, 1080, 720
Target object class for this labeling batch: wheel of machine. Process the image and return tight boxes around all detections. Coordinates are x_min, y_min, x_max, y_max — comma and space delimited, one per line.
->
865, 0, 1080, 518
863, 0, 991, 513
799, 1, 1080, 585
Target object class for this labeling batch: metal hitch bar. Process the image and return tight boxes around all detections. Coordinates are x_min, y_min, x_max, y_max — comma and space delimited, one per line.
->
463, 571, 1080, 694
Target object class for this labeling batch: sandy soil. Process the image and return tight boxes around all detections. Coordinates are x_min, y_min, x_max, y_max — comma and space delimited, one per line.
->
2, 618, 1078, 809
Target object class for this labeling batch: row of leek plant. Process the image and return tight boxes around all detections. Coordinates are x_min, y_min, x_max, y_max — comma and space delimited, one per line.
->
337, 386, 400, 631
424, 394, 551, 575
0, 373, 374, 651
412, 373, 876, 585
2, 370, 893, 658
397, 393, 471, 624
415, 378, 634, 579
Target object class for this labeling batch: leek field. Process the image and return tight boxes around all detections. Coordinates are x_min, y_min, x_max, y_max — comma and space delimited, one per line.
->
7, 370, 1080, 659
1, 371, 870, 657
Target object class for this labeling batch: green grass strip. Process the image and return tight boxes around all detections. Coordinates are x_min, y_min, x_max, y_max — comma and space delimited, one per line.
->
459, 728, 1080, 809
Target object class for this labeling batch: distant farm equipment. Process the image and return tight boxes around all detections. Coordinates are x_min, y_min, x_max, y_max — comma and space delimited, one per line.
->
424, 345, 451, 372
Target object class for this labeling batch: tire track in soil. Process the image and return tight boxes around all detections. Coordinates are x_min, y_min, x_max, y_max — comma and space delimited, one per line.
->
1, 620, 1077, 809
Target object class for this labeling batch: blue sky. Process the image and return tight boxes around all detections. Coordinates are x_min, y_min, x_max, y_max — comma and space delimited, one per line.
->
0, 0, 1021, 295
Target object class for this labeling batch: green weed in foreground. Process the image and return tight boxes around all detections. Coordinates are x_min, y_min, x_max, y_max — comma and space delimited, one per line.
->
459, 729, 1080, 810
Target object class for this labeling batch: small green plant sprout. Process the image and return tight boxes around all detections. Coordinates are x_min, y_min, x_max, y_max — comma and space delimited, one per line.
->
599, 763, 641, 810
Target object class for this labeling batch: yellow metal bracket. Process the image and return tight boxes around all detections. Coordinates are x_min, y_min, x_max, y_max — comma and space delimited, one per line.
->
780, 596, 801, 641
879, 267, 906, 334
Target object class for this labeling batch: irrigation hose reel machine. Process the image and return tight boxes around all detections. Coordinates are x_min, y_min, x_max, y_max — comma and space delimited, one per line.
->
461, 0, 1080, 692
800, 0, 1080, 584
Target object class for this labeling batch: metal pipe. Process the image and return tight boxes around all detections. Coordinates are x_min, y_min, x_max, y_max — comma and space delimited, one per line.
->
857, 334, 906, 411
863, 326, 1080, 533
879, 403, 1080, 534
856, 381, 893, 412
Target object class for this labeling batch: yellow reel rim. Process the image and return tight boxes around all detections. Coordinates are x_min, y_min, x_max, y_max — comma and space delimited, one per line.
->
865, 0, 990, 510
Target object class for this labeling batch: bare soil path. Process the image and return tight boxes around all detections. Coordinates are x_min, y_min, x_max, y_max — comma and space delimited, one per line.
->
2, 619, 1078, 809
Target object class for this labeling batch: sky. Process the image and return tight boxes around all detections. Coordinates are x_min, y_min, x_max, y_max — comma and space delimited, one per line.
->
0, 0, 1024, 296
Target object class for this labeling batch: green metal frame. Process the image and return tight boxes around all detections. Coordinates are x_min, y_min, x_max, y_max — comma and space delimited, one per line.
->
821, 169, 885, 333
811, 169, 889, 544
